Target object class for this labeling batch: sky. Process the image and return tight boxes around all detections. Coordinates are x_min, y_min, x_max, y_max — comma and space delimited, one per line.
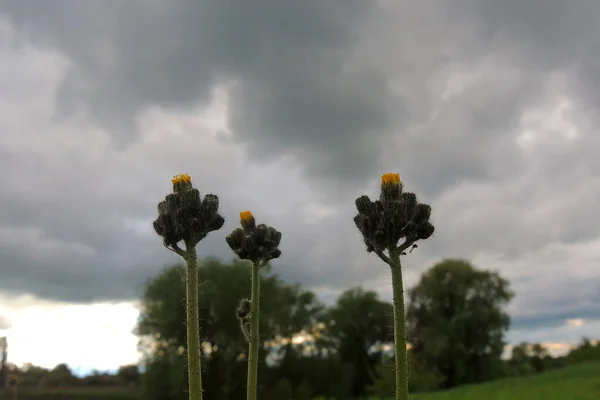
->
0, 0, 599, 373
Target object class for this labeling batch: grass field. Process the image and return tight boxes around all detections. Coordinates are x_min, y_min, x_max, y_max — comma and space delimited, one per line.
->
5, 362, 600, 399
412, 361, 600, 400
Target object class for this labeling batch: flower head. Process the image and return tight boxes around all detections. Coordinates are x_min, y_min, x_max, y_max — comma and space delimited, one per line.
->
381, 173, 400, 185
240, 210, 253, 221
226, 211, 282, 265
380, 172, 402, 202
172, 173, 192, 184
240, 210, 256, 231
354, 173, 434, 255
171, 173, 193, 194
153, 173, 225, 250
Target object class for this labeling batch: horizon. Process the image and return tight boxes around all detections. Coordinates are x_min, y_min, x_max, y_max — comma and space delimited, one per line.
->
1, 262, 598, 373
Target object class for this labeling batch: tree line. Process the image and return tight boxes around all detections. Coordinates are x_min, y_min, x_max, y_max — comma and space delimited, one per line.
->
5, 258, 600, 400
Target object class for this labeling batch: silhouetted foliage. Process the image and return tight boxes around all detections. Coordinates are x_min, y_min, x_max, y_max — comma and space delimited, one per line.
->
319, 287, 394, 398
406, 259, 514, 388
135, 259, 324, 400
566, 337, 600, 364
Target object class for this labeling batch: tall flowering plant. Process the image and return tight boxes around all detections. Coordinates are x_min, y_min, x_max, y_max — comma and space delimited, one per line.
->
152, 173, 225, 400
353, 173, 434, 400
226, 211, 282, 400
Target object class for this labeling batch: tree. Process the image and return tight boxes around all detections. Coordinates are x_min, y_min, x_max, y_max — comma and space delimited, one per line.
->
509, 342, 534, 376
45, 363, 78, 387
567, 337, 600, 364
406, 259, 514, 388
320, 287, 394, 398
16, 364, 48, 387
529, 343, 550, 373
135, 259, 323, 400
117, 364, 141, 386
265, 345, 354, 399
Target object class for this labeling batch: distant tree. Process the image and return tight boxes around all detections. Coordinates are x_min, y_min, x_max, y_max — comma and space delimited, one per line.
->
45, 363, 78, 387
320, 287, 394, 398
117, 364, 141, 386
16, 364, 48, 387
136, 259, 323, 400
266, 345, 354, 399
140, 345, 186, 400
529, 343, 550, 373
566, 337, 600, 364
509, 342, 534, 376
406, 259, 514, 388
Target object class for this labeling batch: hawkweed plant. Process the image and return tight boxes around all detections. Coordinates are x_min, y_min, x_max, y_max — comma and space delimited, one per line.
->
152, 173, 225, 400
353, 173, 434, 400
226, 211, 282, 400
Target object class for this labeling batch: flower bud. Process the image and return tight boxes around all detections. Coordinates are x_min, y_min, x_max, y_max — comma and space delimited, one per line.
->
256, 224, 268, 243
355, 195, 373, 215
201, 194, 219, 219
153, 219, 165, 236
269, 228, 282, 248
399, 193, 417, 217
270, 249, 282, 259
227, 211, 282, 264
413, 203, 431, 222
244, 235, 256, 252
226, 228, 244, 250
236, 298, 252, 320
354, 173, 434, 257
240, 210, 256, 232
416, 222, 435, 239
380, 173, 402, 203
157, 201, 170, 216
172, 173, 192, 193
208, 214, 225, 231
154, 173, 224, 250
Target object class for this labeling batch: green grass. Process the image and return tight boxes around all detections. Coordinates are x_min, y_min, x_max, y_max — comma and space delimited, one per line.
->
411, 362, 600, 400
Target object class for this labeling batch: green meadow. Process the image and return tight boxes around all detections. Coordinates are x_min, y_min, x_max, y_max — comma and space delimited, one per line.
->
411, 361, 600, 400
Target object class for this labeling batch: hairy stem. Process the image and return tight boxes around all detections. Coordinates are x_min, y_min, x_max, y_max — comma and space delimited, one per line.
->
390, 249, 410, 400
185, 243, 203, 400
247, 261, 261, 400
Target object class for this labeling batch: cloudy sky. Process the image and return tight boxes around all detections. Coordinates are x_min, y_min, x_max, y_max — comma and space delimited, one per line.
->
0, 0, 599, 373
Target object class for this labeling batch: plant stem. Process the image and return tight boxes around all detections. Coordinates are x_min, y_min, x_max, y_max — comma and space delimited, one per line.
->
390, 249, 410, 400
185, 243, 203, 400
247, 261, 261, 400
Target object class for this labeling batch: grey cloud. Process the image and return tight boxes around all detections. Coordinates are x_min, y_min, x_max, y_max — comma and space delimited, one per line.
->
1, 0, 600, 343
2, 0, 393, 184
3, 0, 599, 193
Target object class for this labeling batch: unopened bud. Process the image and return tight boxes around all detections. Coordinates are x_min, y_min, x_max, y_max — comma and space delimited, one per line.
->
201, 194, 219, 218
355, 195, 373, 215
236, 298, 252, 320
413, 203, 431, 221
240, 210, 256, 232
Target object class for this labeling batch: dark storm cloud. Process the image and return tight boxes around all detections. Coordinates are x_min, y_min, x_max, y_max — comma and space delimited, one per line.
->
2, 0, 394, 183
3, 0, 599, 193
